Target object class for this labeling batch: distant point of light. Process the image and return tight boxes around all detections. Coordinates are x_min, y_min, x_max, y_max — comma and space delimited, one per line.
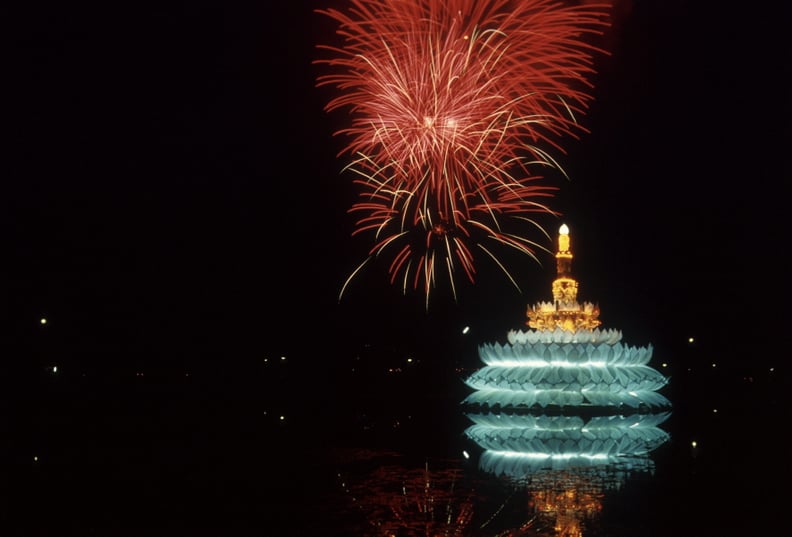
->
40, 318, 47, 325
691, 440, 697, 448
462, 450, 470, 459
279, 415, 285, 421
406, 357, 413, 363
559, 223, 569, 235
770, 367, 775, 372
280, 356, 286, 361
688, 337, 695, 344
711, 363, 716, 368
52, 366, 57, 373
33, 456, 38, 462
713, 408, 718, 413
462, 326, 470, 335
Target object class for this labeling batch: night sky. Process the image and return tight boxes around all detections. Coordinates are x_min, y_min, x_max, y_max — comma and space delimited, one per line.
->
9, 1, 789, 367
7, 1, 790, 412
5, 1, 792, 534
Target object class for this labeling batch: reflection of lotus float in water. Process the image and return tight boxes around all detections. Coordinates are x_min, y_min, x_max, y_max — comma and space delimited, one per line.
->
462, 412, 672, 536
465, 411, 671, 480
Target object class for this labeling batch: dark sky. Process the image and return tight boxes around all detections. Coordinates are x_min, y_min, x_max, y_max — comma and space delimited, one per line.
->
7, 1, 791, 372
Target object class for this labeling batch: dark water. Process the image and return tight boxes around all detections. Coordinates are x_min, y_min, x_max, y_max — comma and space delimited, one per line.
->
4, 344, 788, 536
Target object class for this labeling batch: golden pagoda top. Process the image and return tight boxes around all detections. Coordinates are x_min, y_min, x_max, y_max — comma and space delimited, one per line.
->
526, 224, 601, 332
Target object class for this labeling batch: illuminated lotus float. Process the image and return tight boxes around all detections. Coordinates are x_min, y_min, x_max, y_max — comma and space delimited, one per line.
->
463, 330, 670, 409
461, 225, 672, 534
462, 224, 671, 412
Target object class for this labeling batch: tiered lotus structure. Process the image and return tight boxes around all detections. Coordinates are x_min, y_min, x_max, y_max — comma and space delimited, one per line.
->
462, 224, 671, 411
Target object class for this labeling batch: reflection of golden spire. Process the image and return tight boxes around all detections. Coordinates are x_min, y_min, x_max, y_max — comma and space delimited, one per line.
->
530, 477, 603, 537
527, 224, 601, 332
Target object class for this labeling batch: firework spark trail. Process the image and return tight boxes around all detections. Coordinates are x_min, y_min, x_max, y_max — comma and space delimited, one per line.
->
316, 0, 612, 303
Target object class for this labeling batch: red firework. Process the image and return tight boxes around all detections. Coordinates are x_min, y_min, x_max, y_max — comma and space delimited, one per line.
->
315, 0, 612, 303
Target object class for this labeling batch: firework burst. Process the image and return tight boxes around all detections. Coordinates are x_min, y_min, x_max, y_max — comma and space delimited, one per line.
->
315, 0, 612, 304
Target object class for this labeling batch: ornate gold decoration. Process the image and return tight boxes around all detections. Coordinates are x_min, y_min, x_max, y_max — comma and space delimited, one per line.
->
527, 224, 601, 332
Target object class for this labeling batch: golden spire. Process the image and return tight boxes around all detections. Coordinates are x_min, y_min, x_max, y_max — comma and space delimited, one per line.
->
526, 224, 601, 332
